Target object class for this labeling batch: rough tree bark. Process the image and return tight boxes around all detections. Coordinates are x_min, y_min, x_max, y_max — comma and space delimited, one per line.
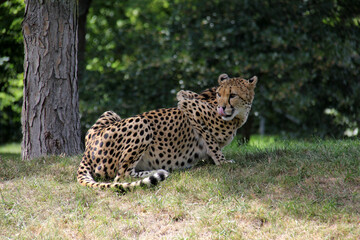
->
78, 0, 92, 81
21, 0, 82, 160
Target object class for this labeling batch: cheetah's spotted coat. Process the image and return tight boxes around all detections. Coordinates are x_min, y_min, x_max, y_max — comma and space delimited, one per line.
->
77, 74, 257, 191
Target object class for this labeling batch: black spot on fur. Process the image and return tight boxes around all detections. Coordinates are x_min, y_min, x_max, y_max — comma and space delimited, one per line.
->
149, 176, 158, 185
158, 172, 166, 181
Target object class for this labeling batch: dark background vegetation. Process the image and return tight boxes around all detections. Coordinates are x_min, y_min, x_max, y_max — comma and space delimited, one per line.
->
1, 0, 359, 144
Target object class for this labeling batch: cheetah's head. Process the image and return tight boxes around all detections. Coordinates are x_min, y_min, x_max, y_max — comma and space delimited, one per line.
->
216, 73, 257, 121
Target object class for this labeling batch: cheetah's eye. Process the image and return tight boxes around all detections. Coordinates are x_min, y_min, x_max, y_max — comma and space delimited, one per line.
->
229, 94, 237, 99
217, 92, 221, 98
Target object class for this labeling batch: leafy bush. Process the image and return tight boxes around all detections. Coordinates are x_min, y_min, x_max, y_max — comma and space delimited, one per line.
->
0, 0, 359, 143
0, 0, 24, 144
82, 0, 360, 138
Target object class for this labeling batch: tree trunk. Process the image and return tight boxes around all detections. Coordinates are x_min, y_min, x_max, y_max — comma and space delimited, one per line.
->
21, 0, 82, 160
78, 0, 92, 82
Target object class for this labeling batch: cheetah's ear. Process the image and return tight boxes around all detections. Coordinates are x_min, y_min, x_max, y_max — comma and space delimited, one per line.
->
218, 73, 229, 84
247, 76, 258, 88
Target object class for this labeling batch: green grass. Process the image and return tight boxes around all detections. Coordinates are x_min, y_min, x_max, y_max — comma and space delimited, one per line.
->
1, 137, 359, 239
0, 142, 21, 155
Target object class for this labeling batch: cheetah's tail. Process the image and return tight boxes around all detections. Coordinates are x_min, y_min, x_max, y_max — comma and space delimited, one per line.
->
77, 161, 169, 192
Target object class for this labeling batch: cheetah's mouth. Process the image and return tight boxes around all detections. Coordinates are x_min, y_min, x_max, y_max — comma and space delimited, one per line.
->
217, 107, 235, 121
222, 112, 234, 121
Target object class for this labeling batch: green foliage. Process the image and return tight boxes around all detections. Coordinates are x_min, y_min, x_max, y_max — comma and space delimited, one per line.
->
81, 0, 360, 137
0, 0, 24, 144
0, 0, 359, 143
81, 0, 181, 130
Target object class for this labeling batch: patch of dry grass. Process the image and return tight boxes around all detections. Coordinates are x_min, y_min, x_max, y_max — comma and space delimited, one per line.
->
0, 137, 359, 239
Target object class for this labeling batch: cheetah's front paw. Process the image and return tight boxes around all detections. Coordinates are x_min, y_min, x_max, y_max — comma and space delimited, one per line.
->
224, 159, 235, 164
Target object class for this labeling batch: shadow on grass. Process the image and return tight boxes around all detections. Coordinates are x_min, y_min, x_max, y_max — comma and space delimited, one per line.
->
1, 140, 359, 223
0, 153, 21, 161
0, 152, 81, 182
197, 144, 360, 223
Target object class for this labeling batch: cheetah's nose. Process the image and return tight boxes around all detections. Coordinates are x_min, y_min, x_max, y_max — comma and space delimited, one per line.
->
217, 106, 226, 117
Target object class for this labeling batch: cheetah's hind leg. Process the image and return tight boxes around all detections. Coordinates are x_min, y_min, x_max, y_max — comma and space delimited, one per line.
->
112, 148, 169, 189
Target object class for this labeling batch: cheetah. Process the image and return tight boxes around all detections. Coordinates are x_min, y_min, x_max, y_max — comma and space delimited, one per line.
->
77, 73, 257, 192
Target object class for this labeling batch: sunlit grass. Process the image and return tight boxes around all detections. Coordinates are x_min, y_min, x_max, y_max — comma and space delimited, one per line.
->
0, 142, 21, 154
0, 137, 359, 239
224, 135, 285, 153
